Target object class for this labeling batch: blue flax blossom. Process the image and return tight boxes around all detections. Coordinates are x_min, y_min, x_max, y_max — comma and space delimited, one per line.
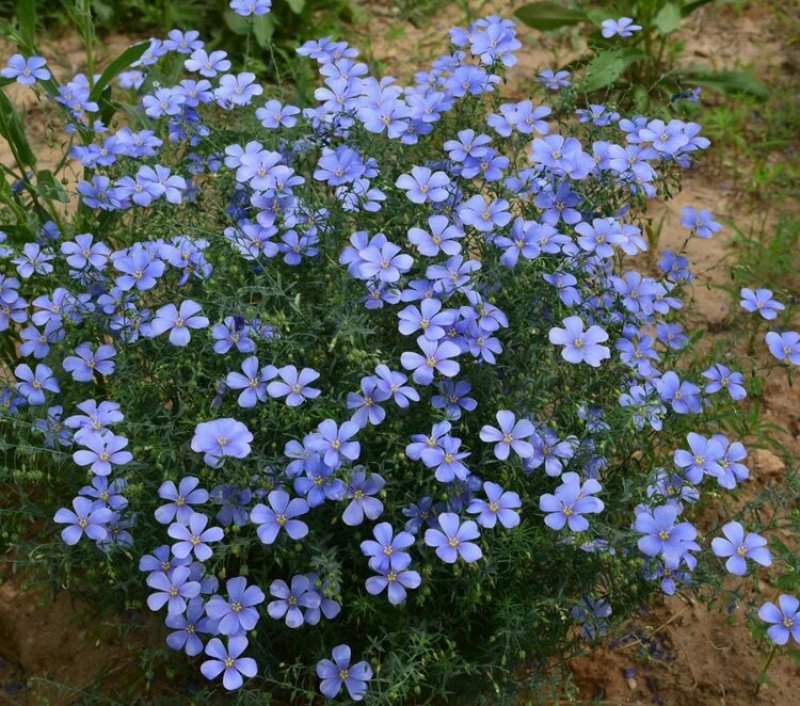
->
424, 512, 482, 563
206, 576, 266, 635
479, 410, 535, 460
316, 644, 373, 701
309, 419, 361, 468
634, 504, 698, 564
711, 522, 771, 576
191, 418, 253, 467
759, 595, 800, 646
347, 377, 389, 427
765, 331, 800, 365
680, 207, 721, 238
53, 496, 113, 545
360, 522, 415, 572
548, 317, 610, 368
168, 512, 224, 561
62, 342, 116, 381
407, 215, 463, 257
427, 434, 471, 482
467, 481, 521, 529
230, 0, 272, 15
226, 356, 277, 408
14, 363, 59, 405
372, 365, 419, 408
539, 472, 603, 532
2, 54, 51, 84
601, 17, 642, 38
212, 316, 257, 354
740, 288, 784, 320
357, 240, 413, 283
395, 166, 450, 204
401, 336, 461, 385
294, 456, 347, 506
398, 299, 457, 340
342, 471, 385, 526
655, 371, 701, 414
61, 233, 111, 270
673, 432, 725, 484
538, 69, 571, 90
146, 300, 209, 347
146, 566, 201, 614
267, 365, 321, 406
458, 195, 511, 233
155, 476, 209, 524
702, 363, 746, 400
431, 380, 477, 420
185, 49, 231, 78
73, 432, 132, 476
250, 489, 310, 543
268, 575, 320, 628
366, 553, 421, 605
165, 598, 217, 656
201, 636, 258, 690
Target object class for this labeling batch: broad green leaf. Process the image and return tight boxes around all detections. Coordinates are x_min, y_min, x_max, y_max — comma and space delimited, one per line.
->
36, 169, 69, 203
582, 49, 642, 92
224, 8, 251, 35
0, 92, 37, 168
682, 67, 768, 100
16, 0, 36, 49
682, 0, 717, 17
654, 3, 682, 35
89, 42, 149, 103
253, 14, 275, 47
286, 0, 306, 12
514, 2, 586, 32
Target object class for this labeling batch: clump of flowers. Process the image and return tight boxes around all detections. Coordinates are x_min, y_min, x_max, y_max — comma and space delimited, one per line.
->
1, 9, 798, 703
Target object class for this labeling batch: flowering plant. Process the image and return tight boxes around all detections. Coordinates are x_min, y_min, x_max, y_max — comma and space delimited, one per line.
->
1, 5, 798, 703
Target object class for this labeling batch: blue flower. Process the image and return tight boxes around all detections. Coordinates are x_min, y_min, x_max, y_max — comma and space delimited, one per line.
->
740, 288, 784, 320
424, 512, 482, 563
342, 471, 385, 525
226, 356, 277, 408
156, 476, 209, 524
479, 410, 535, 460
168, 512, 224, 561
759, 595, 800, 646
467, 481, 521, 529
191, 418, 253, 467
766, 331, 800, 365
146, 300, 209, 347
206, 576, 265, 635
711, 521, 771, 576
250, 489, 310, 544
316, 644, 373, 701
601, 17, 642, 38
539, 473, 603, 532
201, 636, 258, 690
267, 575, 320, 628
1, 54, 50, 85
146, 566, 201, 614
395, 166, 450, 204
401, 336, 461, 385
548, 317, 610, 368
365, 554, 421, 605
53, 496, 113, 545
360, 522, 415, 572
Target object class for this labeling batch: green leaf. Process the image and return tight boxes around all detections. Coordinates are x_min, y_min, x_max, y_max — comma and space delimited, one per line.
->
35, 169, 69, 203
286, 0, 306, 12
16, 0, 36, 49
682, 0, 717, 17
89, 42, 149, 103
514, 2, 586, 32
224, 8, 251, 35
253, 14, 275, 47
682, 67, 769, 100
654, 3, 682, 35
0, 91, 37, 168
582, 49, 642, 92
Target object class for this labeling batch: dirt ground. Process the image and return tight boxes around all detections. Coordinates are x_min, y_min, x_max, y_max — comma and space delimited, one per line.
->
1, 1, 799, 704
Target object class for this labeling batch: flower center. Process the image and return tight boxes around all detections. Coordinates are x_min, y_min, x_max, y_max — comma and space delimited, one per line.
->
447, 537, 459, 548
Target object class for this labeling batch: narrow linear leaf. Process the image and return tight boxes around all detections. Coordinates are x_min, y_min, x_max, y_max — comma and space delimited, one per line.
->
0, 91, 37, 168
682, 67, 769, 100
88, 42, 149, 103
16, 0, 37, 49
514, 2, 586, 32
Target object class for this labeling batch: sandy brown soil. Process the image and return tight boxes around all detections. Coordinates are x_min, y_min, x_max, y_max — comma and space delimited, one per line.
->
1, 2, 799, 704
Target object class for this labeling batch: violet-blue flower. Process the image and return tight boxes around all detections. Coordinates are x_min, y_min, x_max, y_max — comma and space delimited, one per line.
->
206, 576, 265, 635
53, 496, 113, 545
759, 595, 800, 646
711, 521, 771, 576
316, 644, 373, 701
146, 566, 201, 614
479, 410, 535, 460
740, 288, 784, 320
267, 575, 320, 628
548, 317, 610, 368
467, 481, 521, 529
424, 512, 482, 563
539, 472, 603, 532
250, 489, 310, 544
266, 365, 321, 407
168, 512, 224, 561
191, 418, 253, 467
156, 476, 210, 524
200, 636, 257, 690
